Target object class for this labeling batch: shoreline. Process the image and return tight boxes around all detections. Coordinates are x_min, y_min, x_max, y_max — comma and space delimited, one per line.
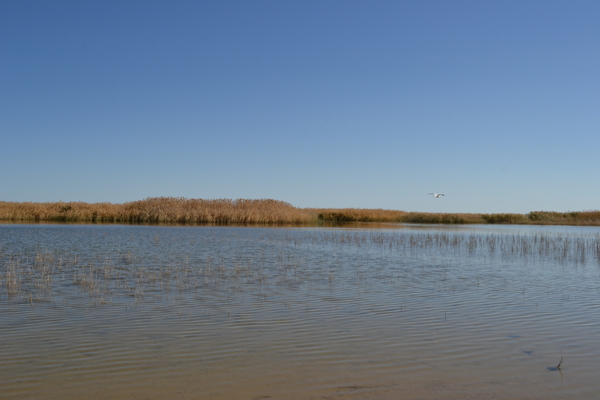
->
1, 197, 599, 226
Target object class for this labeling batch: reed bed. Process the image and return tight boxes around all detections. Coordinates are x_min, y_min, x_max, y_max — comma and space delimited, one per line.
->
308, 208, 407, 222
1, 198, 600, 226
0, 197, 315, 224
402, 212, 486, 224
526, 210, 600, 225
312, 209, 600, 225
307, 209, 487, 224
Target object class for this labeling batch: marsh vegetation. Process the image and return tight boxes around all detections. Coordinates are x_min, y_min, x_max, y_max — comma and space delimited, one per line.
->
1, 197, 600, 225
2, 227, 600, 307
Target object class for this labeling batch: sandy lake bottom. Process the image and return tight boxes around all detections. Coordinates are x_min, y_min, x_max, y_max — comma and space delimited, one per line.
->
1, 223, 600, 399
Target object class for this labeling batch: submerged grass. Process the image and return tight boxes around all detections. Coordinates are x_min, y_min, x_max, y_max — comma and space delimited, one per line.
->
1, 197, 600, 226
2, 228, 599, 308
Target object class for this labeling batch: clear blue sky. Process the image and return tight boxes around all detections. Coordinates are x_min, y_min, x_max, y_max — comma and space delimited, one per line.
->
2, 1, 599, 213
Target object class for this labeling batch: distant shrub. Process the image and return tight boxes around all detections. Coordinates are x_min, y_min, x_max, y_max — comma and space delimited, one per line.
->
310, 208, 406, 222
402, 213, 486, 224
527, 210, 600, 225
481, 213, 529, 224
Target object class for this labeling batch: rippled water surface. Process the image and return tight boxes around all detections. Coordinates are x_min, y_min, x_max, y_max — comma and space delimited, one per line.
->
1, 223, 600, 399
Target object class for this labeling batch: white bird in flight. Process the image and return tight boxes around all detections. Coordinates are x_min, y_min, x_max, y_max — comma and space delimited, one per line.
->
428, 193, 444, 198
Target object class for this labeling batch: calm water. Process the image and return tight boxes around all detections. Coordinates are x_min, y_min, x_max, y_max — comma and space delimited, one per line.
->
1, 223, 600, 399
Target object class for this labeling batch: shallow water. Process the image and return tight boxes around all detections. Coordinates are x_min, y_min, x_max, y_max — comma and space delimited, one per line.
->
1, 223, 600, 399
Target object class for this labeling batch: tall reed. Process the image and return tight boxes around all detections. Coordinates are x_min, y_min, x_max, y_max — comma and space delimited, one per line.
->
307, 208, 407, 222
0, 198, 315, 224
1, 198, 599, 226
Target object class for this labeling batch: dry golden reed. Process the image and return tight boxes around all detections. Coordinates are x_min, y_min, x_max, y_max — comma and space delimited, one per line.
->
309, 209, 600, 225
0, 197, 315, 224
1, 198, 599, 226
402, 212, 486, 224
307, 208, 407, 222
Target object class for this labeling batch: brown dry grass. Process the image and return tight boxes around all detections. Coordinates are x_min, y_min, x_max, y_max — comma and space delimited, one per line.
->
310, 209, 600, 225
0, 197, 315, 224
1, 198, 599, 226
307, 208, 407, 222
402, 212, 486, 224
526, 210, 600, 225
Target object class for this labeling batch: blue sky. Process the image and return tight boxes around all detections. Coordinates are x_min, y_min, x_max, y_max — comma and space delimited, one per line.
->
1, 1, 599, 213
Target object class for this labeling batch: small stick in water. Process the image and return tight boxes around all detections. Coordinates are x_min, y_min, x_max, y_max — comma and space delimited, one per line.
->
557, 352, 563, 370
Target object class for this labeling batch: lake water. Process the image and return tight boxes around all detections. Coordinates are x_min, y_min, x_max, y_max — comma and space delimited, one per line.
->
1, 223, 600, 399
